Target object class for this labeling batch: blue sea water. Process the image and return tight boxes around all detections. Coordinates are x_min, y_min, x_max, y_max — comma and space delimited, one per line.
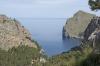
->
18, 18, 80, 56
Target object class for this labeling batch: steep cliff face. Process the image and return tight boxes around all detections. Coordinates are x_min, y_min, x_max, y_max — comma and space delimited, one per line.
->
84, 17, 100, 41
0, 15, 37, 50
63, 10, 100, 54
54, 16, 100, 66
63, 10, 95, 39
84, 17, 100, 53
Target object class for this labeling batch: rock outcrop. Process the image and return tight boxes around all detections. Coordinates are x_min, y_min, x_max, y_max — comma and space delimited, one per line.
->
84, 17, 100, 41
63, 10, 100, 53
0, 15, 37, 50
84, 17, 100, 53
63, 10, 96, 39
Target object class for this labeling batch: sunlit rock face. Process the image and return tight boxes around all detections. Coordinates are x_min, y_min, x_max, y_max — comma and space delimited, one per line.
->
63, 10, 100, 54
63, 10, 95, 39
0, 15, 37, 50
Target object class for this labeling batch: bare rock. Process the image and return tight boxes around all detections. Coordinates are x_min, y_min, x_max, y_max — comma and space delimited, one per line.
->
0, 15, 37, 50
63, 10, 95, 39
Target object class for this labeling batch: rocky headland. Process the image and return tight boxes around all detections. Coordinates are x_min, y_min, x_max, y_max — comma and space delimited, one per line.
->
53, 11, 100, 66
63, 10, 100, 53
63, 10, 96, 39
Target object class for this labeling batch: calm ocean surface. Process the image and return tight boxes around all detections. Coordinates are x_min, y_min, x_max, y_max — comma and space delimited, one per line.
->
19, 18, 80, 56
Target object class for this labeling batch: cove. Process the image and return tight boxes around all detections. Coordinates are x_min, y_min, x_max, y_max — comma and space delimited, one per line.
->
19, 18, 80, 56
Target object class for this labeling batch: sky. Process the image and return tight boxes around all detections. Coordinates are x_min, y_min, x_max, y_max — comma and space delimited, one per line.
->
0, 0, 100, 18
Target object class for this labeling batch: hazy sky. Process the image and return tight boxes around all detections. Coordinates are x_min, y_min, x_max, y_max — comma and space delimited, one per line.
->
0, 0, 99, 18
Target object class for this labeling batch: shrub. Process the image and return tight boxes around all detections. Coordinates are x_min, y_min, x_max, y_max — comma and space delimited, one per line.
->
0, 45, 40, 66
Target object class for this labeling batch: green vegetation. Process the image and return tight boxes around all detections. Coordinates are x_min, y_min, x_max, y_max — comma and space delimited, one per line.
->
32, 39, 41, 50
88, 0, 100, 11
0, 41, 100, 66
43, 42, 93, 66
43, 42, 100, 66
0, 45, 41, 66
81, 54, 100, 66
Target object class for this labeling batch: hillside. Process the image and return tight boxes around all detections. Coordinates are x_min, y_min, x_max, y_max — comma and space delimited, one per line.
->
0, 15, 46, 66
0, 15, 37, 50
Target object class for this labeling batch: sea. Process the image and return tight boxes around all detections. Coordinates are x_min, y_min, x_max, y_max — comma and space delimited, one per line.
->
18, 18, 80, 56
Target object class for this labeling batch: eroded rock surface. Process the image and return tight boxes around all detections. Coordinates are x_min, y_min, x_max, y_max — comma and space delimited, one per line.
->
63, 10, 95, 39
0, 15, 37, 50
84, 17, 100, 53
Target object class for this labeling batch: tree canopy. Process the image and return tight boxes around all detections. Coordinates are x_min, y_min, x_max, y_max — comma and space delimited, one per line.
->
88, 0, 100, 11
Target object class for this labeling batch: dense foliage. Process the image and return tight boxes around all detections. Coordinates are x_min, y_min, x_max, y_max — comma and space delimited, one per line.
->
88, 0, 100, 11
0, 42, 100, 66
81, 54, 100, 66
0, 45, 41, 66
44, 42, 93, 66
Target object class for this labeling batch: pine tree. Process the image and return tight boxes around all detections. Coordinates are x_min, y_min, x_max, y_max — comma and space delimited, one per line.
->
88, 0, 100, 11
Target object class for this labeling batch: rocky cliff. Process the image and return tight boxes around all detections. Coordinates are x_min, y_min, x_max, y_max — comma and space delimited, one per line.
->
0, 15, 37, 50
50, 14, 100, 66
84, 17, 100, 53
63, 10, 100, 54
63, 10, 96, 39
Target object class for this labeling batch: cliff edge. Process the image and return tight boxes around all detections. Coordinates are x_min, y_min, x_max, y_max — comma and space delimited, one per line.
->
0, 15, 37, 50
63, 10, 96, 39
